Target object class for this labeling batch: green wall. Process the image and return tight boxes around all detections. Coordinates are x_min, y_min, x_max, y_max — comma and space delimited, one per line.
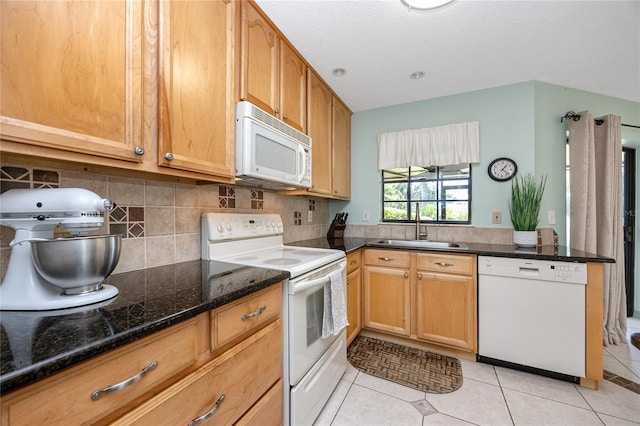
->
332, 80, 640, 247
332, 81, 537, 231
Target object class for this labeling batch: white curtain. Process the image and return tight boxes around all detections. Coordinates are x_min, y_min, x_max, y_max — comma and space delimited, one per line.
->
377, 121, 480, 169
568, 111, 627, 345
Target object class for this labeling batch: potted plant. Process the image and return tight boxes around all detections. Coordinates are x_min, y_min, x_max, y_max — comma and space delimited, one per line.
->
508, 172, 547, 247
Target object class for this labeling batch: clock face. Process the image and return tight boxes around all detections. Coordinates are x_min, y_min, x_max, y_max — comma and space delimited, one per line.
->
488, 158, 517, 181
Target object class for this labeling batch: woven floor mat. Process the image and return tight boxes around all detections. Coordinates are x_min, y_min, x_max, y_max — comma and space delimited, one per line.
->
347, 335, 463, 394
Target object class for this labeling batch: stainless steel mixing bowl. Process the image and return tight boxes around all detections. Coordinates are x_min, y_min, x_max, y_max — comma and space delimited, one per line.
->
31, 234, 121, 295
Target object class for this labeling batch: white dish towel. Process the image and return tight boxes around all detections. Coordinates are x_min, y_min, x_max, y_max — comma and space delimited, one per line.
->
322, 270, 349, 339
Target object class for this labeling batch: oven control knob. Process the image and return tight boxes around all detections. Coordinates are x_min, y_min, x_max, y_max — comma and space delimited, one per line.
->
276, 222, 282, 229
265, 222, 270, 228
226, 223, 233, 231
217, 224, 224, 233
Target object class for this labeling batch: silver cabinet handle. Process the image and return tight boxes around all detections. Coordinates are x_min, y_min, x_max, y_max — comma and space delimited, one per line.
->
417, 274, 423, 280
241, 305, 266, 321
378, 257, 393, 261
164, 152, 174, 161
91, 361, 158, 400
188, 394, 225, 426
434, 262, 454, 267
350, 260, 357, 265
283, 114, 288, 120
274, 108, 280, 114
134, 146, 145, 156
404, 272, 409, 279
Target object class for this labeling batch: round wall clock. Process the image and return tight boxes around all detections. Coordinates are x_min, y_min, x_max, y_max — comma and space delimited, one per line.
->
488, 157, 518, 182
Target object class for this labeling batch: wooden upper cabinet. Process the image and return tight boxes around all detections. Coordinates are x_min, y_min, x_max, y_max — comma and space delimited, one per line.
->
279, 41, 306, 133
240, 1, 306, 133
157, 0, 236, 179
306, 71, 333, 195
332, 97, 352, 199
240, 1, 279, 116
0, 0, 143, 162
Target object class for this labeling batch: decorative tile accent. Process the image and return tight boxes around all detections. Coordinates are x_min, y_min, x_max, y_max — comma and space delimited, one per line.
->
0, 165, 59, 193
108, 206, 145, 238
309, 199, 315, 211
604, 369, 640, 395
219, 185, 235, 209
251, 189, 264, 210
294, 211, 302, 226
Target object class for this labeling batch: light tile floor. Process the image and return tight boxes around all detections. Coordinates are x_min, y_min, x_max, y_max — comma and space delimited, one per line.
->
315, 317, 640, 426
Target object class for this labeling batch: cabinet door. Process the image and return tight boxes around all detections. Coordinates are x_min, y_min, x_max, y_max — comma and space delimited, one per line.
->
363, 266, 410, 336
306, 71, 333, 195
279, 41, 306, 132
332, 97, 352, 199
240, 1, 279, 115
0, 0, 143, 162
158, 0, 235, 179
416, 271, 476, 351
346, 267, 362, 345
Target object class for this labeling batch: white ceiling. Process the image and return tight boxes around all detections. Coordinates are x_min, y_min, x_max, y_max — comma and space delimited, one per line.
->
254, 0, 640, 112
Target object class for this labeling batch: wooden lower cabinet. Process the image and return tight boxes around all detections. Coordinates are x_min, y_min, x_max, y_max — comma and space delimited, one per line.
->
236, 379, 283, 426
0, 284, 284, 426
363, 249, 477, 352
113, 320, 282, 426
415, 253, 477, 351
345, 250, 362, 345
0, 315, 206, 426
363, 249, 411, 337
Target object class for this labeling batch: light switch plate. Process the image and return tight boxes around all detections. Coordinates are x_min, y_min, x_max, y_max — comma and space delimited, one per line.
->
307, 211, 313, 222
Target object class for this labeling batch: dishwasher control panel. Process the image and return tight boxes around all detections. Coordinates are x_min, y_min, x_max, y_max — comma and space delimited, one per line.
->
478, 256, 587, 285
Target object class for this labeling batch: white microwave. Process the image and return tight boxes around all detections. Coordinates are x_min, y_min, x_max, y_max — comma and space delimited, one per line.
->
235, 101, 312, 190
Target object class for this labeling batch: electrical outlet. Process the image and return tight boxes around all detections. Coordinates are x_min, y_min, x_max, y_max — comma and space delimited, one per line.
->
362, 210, 370, 222
492, 211, 502, 224
308, 211, 313, 222
548, 210, 556, 225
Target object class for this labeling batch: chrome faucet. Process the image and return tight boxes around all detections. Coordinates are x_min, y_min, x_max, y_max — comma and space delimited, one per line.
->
415, 202, 427, 240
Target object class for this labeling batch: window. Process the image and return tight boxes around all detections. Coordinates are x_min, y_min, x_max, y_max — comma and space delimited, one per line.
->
382, 164, 471, 223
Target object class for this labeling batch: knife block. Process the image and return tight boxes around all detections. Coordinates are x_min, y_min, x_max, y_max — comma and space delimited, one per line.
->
326, 214, 347, 239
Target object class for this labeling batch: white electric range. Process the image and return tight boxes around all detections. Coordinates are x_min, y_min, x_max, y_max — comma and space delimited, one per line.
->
201, 213, 348, 426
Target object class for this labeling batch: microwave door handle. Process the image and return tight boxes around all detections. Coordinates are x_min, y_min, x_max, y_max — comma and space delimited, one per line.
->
292, 263, 347, 294
297, 145, 306, 184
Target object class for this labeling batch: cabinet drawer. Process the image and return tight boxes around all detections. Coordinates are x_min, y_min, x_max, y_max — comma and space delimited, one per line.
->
236, 379, 283, 426
416, 253, 475, 275
113, 320, 282, 426
364, 249, 410, 268
346, 250, 361, 274
2, 318, 202, 426
212, 283, 282, 349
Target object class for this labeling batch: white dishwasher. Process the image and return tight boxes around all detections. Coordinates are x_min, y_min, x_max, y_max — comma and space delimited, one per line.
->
478, 256, 587, 380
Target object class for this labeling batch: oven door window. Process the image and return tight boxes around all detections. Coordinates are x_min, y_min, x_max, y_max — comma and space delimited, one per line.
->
306, 286, 323, 347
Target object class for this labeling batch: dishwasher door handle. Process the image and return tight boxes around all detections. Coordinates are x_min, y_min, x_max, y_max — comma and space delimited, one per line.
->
518, 267, 540, 277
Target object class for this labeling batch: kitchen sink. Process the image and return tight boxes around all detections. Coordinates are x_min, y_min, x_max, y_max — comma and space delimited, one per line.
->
372, 239, 468, 250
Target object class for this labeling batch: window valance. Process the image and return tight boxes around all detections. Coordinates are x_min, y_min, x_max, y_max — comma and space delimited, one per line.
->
377, 121, 480, 170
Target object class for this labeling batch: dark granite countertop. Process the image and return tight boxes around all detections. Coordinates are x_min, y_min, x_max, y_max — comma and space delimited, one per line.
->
0, 260, 289, 394
288, 237, 614, 263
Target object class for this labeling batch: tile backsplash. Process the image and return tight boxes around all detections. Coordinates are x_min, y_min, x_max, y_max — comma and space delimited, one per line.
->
0, 164, 330, 277
0, 164, 525, 281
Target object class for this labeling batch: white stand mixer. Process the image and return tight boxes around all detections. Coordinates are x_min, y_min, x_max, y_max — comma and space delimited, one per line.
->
0, 188, 119, 310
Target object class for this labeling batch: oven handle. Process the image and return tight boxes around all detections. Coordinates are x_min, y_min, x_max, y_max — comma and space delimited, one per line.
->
292, 262, 347, 294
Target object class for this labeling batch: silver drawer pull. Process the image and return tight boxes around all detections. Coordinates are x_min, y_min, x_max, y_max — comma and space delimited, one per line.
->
188, 394, 226, 426
241, 305, 266, 321
378, 257, 394, 261
434, 262, 454, 267
91, 361, 158, 400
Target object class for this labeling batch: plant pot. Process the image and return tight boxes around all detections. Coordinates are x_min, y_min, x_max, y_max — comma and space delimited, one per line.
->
513, 230, 537, 247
